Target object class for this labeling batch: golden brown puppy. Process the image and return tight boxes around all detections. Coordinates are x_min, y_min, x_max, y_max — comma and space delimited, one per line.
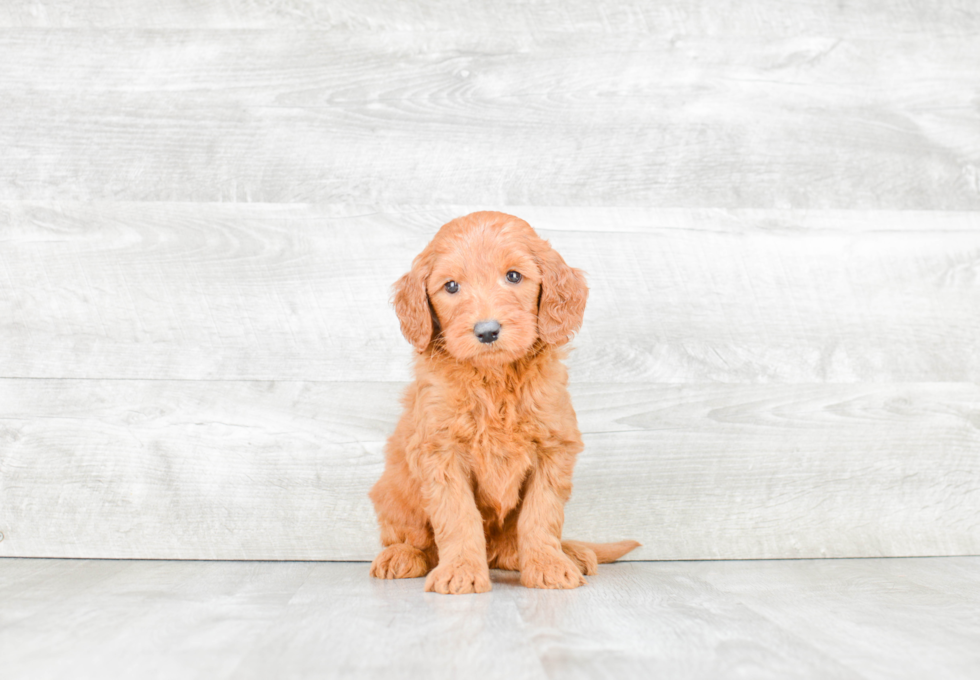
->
369, 211, 639, 594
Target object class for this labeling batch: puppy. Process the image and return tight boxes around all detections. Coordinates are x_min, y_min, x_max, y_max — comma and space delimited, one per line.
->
370, 211, 639, 594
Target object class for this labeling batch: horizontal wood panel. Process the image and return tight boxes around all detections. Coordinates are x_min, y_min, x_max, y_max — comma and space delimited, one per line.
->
3, 0, 979, 35
0, 32, 977, 206
1, 379, 977, 560
2, 204, 979, 382
5, 31, 978, 110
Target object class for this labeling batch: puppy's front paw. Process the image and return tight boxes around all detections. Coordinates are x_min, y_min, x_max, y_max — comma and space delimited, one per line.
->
370, 544, 430, 579
521, 550, 587, 590
424, 558, 491, 594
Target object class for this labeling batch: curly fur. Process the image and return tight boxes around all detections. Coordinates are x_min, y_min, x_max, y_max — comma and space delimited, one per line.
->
370, 211, 639, 594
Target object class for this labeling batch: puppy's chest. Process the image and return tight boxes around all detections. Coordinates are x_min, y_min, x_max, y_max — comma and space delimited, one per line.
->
453, 389, 542, 517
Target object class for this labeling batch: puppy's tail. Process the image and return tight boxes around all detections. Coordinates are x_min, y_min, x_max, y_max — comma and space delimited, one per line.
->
561, 539, 641, 576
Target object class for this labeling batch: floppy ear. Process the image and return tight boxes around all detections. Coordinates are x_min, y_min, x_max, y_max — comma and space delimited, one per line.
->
536, 241, 588, 346
392, 258, 435, 353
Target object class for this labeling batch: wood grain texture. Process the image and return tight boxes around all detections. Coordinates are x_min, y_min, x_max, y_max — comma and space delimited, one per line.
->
0, 31, 978, 206
2, 558, 979, 679
1, 379, 977, 560
3, 204, 979, 383
3, 0, 979, 36
2, 1, 979, 567
0, 559, 316, 680
695, 558, 980, 679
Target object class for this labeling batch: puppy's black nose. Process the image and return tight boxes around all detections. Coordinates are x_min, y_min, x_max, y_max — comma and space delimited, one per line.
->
474, 320, 501, 344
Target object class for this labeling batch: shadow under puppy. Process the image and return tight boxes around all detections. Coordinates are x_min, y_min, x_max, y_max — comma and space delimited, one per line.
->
370, 211, 639, 594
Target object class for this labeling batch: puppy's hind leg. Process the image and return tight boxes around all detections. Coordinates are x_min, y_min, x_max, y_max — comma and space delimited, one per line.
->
561, 539, 641, 576
560, 540, 598, 576
371, 542, 433, 579
369, 472, 437, 580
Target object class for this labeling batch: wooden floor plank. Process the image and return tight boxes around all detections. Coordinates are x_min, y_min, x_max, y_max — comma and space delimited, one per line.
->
3, 204, 978, 383
230, 564, 547, 680
1, 379, 977, 560
1, 558, 978, 679
0, 560, 314, 680
695, 558, 980, 679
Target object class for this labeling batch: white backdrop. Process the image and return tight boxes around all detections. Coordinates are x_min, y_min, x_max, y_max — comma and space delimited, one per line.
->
1, 1, 978, 560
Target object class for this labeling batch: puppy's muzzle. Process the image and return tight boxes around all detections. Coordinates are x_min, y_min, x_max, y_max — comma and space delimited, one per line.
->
474, 320, 501, 344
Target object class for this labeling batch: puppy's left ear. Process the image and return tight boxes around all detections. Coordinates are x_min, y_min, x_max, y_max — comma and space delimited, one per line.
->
392, 255, 435, 353
535, 240, 588, 346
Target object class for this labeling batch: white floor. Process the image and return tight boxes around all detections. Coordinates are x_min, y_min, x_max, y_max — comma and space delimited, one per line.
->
2, 557, 978, 679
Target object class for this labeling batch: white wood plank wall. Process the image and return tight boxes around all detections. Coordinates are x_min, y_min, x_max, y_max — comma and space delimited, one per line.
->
0, 1, 978, 560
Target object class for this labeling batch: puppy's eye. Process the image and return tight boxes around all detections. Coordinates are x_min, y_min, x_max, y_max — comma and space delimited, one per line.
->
506, 271, 522, 284
444, 281, 459, 294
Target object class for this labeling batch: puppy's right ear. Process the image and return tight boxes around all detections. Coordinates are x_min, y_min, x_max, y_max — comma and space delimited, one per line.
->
392, 259, 434, 353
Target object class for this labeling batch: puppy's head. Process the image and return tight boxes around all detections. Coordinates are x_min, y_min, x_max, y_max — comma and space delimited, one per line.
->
393, 211, 588, 366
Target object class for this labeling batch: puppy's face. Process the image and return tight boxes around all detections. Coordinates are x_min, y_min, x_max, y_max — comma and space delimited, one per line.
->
426, 221, 542, 366
393, 212, 588, 366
